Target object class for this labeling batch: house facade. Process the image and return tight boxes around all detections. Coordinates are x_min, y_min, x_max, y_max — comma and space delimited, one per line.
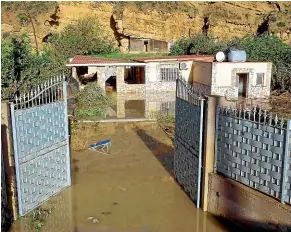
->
66, 55, 272, 119
191, 60, 272, 99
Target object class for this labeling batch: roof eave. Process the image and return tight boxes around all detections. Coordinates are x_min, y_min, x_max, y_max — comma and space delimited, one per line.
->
66, 62, 147, 67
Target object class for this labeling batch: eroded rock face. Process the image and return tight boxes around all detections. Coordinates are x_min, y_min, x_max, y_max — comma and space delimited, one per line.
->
1, 1, 291, 52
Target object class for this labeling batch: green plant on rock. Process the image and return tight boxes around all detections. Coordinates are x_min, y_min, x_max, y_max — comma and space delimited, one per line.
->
277, 21, 286, 27
48, 16, 115, 60
75, 82, 113, 119
1, 1, 58, 56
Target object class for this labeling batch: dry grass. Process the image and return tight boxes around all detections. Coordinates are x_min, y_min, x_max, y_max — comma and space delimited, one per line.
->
70, 122, 100, 151
269, 92, 291, 118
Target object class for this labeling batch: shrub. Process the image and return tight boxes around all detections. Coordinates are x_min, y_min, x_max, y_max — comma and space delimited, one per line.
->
277, 21, 286, 27
75, 82, 113, 119
1, 33, 60, 99
170, 34, 227, 55
49, 16, 115, 60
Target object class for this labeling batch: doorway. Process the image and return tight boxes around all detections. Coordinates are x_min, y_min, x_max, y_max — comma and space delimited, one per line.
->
144, 41, 148, 53
238, 73, 248, 98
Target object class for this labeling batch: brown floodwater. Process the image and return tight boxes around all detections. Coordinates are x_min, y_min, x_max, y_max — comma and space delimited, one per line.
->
9, 122, 235, 232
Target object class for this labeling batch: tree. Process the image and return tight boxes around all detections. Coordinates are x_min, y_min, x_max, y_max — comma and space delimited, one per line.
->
1, 33, 61, 99
170, 34, 227, 55
2, 2, 58, 56
48, 16, 115, 60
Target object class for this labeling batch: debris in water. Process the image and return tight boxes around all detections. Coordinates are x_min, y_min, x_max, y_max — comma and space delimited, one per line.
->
87, 217, 94, 220
92, 218, 99, 223
102, 212, 111, 215
118, 186, 126, 191
113, 202, 118, 205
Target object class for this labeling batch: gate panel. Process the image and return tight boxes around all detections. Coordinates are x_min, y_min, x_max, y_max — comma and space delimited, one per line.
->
10, 77, 71, 216
174, 78, 204, 208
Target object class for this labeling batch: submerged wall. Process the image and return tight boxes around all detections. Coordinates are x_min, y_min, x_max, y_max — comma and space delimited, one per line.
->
207, 173, 291, 231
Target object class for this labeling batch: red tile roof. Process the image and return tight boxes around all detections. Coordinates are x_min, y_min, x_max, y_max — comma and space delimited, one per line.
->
67, 55, 216, 65
67, 55, 136, 65
133, 55, 215, 62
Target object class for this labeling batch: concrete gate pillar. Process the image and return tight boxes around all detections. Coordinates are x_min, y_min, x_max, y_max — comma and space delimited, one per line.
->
201, 95, 220, 211
1, 101, 18, 220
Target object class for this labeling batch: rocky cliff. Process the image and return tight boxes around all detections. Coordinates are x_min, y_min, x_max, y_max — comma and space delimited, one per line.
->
1, 1, 291, 52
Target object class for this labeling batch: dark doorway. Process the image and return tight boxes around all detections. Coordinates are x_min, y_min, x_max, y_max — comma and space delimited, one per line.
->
144, 41, 149, 52
238, 73, 248, 98
105, 76, 116, 92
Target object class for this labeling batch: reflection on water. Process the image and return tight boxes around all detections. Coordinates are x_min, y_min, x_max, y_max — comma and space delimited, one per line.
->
105, 91, 176, 120
9, 123, 233, 232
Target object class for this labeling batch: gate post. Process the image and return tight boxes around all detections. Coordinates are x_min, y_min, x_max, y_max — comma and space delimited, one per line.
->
281, 120, 291, 203
197, 98, 205, 209
201, 95, 219, 211
63, 80, 72, 185
1, 101, 18, 220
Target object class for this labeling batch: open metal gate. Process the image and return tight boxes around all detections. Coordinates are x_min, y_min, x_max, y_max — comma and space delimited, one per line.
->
174, 78, 205, 208
10, 76, 71, 216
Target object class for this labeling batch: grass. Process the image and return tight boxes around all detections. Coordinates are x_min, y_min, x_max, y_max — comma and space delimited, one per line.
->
152, 111, 175, 142
90, 52, 169, 60
24, 207, 53, 232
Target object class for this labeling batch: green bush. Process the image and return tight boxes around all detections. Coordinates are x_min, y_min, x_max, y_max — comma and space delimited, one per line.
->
1, 33, 61, 99
49, 16, 115, 60
277, 21, 286, 27
75, 82, 113, 119
170, 34, 227, 55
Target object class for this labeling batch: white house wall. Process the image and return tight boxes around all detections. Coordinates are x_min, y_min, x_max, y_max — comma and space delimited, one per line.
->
88, 67, 98, 74
211, 62, 272, 99
192, 61, 212, 86
145, 61, 193, 93
180, 61, 193, 83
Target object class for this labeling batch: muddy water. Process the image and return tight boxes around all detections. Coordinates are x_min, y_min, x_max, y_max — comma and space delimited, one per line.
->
9, 123, 232, 232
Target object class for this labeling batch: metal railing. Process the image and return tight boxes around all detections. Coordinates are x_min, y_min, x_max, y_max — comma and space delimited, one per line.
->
12, 75, 65, 110
215, 105, 291, 204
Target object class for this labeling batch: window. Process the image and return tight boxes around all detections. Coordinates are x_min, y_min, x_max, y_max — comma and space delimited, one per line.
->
160, 65, 179, 82
124, 67, 145, 84
256, 73, 265, 86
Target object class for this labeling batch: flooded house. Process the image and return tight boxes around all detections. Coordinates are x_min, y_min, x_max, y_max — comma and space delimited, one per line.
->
66, 54, 272, 119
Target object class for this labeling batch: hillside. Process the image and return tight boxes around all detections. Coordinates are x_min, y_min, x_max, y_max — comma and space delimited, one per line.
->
1, 1, 291, 52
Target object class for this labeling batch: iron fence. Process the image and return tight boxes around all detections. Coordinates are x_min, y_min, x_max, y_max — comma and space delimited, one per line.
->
12, 75, 65, 110
174, 78, 205, 208
215, 105, 291, 204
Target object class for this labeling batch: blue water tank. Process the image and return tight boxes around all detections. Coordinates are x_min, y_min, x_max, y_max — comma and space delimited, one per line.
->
227, 50, 247, 62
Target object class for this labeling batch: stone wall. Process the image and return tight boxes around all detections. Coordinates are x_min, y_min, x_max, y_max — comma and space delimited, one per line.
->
145, 63, 176, 93
96, 67, 106, 90
208, 173, 291, 231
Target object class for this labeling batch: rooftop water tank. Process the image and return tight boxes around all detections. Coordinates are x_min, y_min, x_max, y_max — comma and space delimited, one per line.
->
227, 50, 247, 62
